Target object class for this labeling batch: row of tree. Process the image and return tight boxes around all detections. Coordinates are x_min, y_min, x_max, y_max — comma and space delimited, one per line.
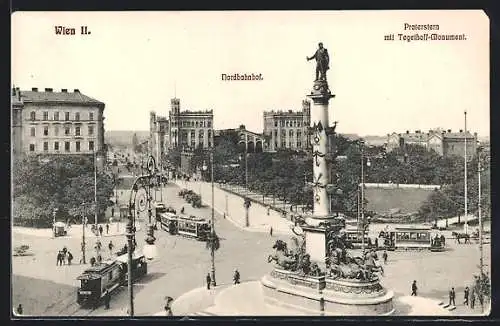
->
12, 154, 115, 228
164, 131, 490, 220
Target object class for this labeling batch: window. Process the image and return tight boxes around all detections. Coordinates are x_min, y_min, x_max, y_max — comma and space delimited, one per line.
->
289, 130, 294, 137
76, 141, 80, 152
75, 126, 81, 136
43, 111, 49, 121
65, 141, 70, 152
274, 121, 278, 127
54, 112, 59, 121
65, 112, 70, 121
54, 126, 59, 136
75, 112, 80, 121
297, 130, 302, 139
43, 142, 48, 151
297, 141, 302, 148
65, 127, 70, 135
29, 144, 35, 152
44, 126, 49, 136
89, 141, 94, 151
88, 126, 94, 135
281, 140, 286, 148
30, 111, 36, 121
89, 112, 94, 120
54, 142, 59, 151
30, 127, 35, 137
207, 121, 212, 128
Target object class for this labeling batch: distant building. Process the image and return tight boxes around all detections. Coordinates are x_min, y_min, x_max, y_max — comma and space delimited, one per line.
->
386, 129, 477, 159
150, 98, 214, 164
11, 87, 106, 167
215, 125, 267, 152
263, 99, 311, 151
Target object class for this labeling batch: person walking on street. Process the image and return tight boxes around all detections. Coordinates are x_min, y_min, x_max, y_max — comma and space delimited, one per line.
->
108, 241, 114, 255
449, 287, 456, 306
56, 251, 61, 266
99, 225, 103, 237
464, 286, 470, 306
90, 256, 96, 266
111, 207, 115, 217
67, 251, 73, 265
270, 226, 273, 237
106, 223, 109, 234
16, 304, 23, 315
233, 269, 241, 285
382, 250, 388, 264
103, 289, 110, 309
206, 273, 212, 290
470, 290, 476, 309
411, 280, 418, 296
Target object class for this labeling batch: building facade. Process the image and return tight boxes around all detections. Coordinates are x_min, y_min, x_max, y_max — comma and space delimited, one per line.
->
263, 99, 311, 151
11, 87, 106, 161
150, 98, 214, 164
386, 129, 477, 159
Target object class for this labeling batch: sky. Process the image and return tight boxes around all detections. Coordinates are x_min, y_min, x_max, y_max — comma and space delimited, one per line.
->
11, 10, 489, 137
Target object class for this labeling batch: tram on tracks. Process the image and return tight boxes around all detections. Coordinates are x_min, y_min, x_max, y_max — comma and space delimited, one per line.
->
76, 252, 147, 308
159, 212, 211, 241
379, 226, 445, 251
344, 228, 371, 249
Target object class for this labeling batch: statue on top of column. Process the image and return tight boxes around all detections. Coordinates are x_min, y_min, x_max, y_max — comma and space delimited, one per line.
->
307, 42, 330, 81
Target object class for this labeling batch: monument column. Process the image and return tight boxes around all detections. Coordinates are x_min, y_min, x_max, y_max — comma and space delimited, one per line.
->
303, 80, 335, 263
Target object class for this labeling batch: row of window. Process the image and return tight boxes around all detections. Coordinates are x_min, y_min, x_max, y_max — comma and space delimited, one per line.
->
29, 140, 95, 152
273, 120, 304, 128
272, 129, 304, 139
30, 111, 94, 122
172, 120, 212, 128
30, 125, 94, 137
274, 141, 303, 149
176, 129, 212, 139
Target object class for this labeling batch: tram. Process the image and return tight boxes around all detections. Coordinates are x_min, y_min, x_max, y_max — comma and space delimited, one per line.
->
344, 228, 371, 249
76, 252, 147, 308
159, 213, 211, 240
381, 226, 435, 251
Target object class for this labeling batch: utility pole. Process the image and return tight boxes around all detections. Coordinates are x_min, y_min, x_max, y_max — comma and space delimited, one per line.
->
94, 150, 98, 228
464, 111, 468, 234
478, 143, 484, 314
360, 140, 366, 256
210, 129, 216, 287
81, 203, 86, 264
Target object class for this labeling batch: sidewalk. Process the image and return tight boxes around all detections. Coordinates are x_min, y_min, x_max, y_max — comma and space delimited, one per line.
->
12, 222, 140, 239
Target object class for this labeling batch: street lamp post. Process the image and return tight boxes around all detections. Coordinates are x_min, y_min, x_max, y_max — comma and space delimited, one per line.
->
360, 140, 366, 256
210, 140, 216, 287
477, 143, 484, 314
80, 204, 87, 264
126, 155, 158, 317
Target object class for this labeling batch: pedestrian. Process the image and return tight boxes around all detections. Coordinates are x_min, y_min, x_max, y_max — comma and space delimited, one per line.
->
62, 246, 68, 264
109, 241, 114, 254
270, 226, 273, 237
99, 225, 103, 236
382, 250, 388, 264
111, 207, 115, 217
375, 238, 379, 248
181, 207, 185, 214
90, 257, 96, 266
206, 273, 212, 290
470, 289, 476, 309
411, 280, 418, 296
233, 269, 241, 285
449, 287, 456, 306
67, 251, 73, 265
464, 286, 470, 306
106, 223, 109, 234
97, 254, 102, 264
56, 251, 61, 266
16, 304, 23, 315
267, 207, 270, 216
103, 289, 110, 309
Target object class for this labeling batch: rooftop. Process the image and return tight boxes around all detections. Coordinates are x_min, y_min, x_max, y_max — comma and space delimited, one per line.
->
12, 88, 104, 106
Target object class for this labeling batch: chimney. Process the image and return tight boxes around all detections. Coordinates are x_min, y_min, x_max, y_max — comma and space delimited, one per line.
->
406, 130, 409, 134
61, 89, 68, 93
32, 87, 38, 92
74, 89, 80, 93
459, 129, 463, 133
45, 88, 53, 92
448, 129, 451, 133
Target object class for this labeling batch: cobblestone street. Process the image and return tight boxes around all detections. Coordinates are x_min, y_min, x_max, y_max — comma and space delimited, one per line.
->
12, 183, 490, 316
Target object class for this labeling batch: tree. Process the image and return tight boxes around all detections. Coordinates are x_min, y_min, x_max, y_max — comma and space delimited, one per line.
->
12, 155, 114, 227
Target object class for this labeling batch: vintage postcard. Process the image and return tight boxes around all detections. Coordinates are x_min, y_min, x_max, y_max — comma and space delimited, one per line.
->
11, 10, 490, 317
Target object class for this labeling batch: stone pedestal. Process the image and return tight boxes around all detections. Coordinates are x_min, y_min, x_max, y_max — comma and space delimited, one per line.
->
261, 269, 394, 316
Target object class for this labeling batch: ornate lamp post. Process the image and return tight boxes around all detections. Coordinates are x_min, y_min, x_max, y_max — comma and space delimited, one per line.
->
126, 155, 159, 317
80, 203, 88, 264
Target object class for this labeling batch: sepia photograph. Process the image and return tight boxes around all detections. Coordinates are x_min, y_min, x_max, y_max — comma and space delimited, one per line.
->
11, 10, 490, 317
